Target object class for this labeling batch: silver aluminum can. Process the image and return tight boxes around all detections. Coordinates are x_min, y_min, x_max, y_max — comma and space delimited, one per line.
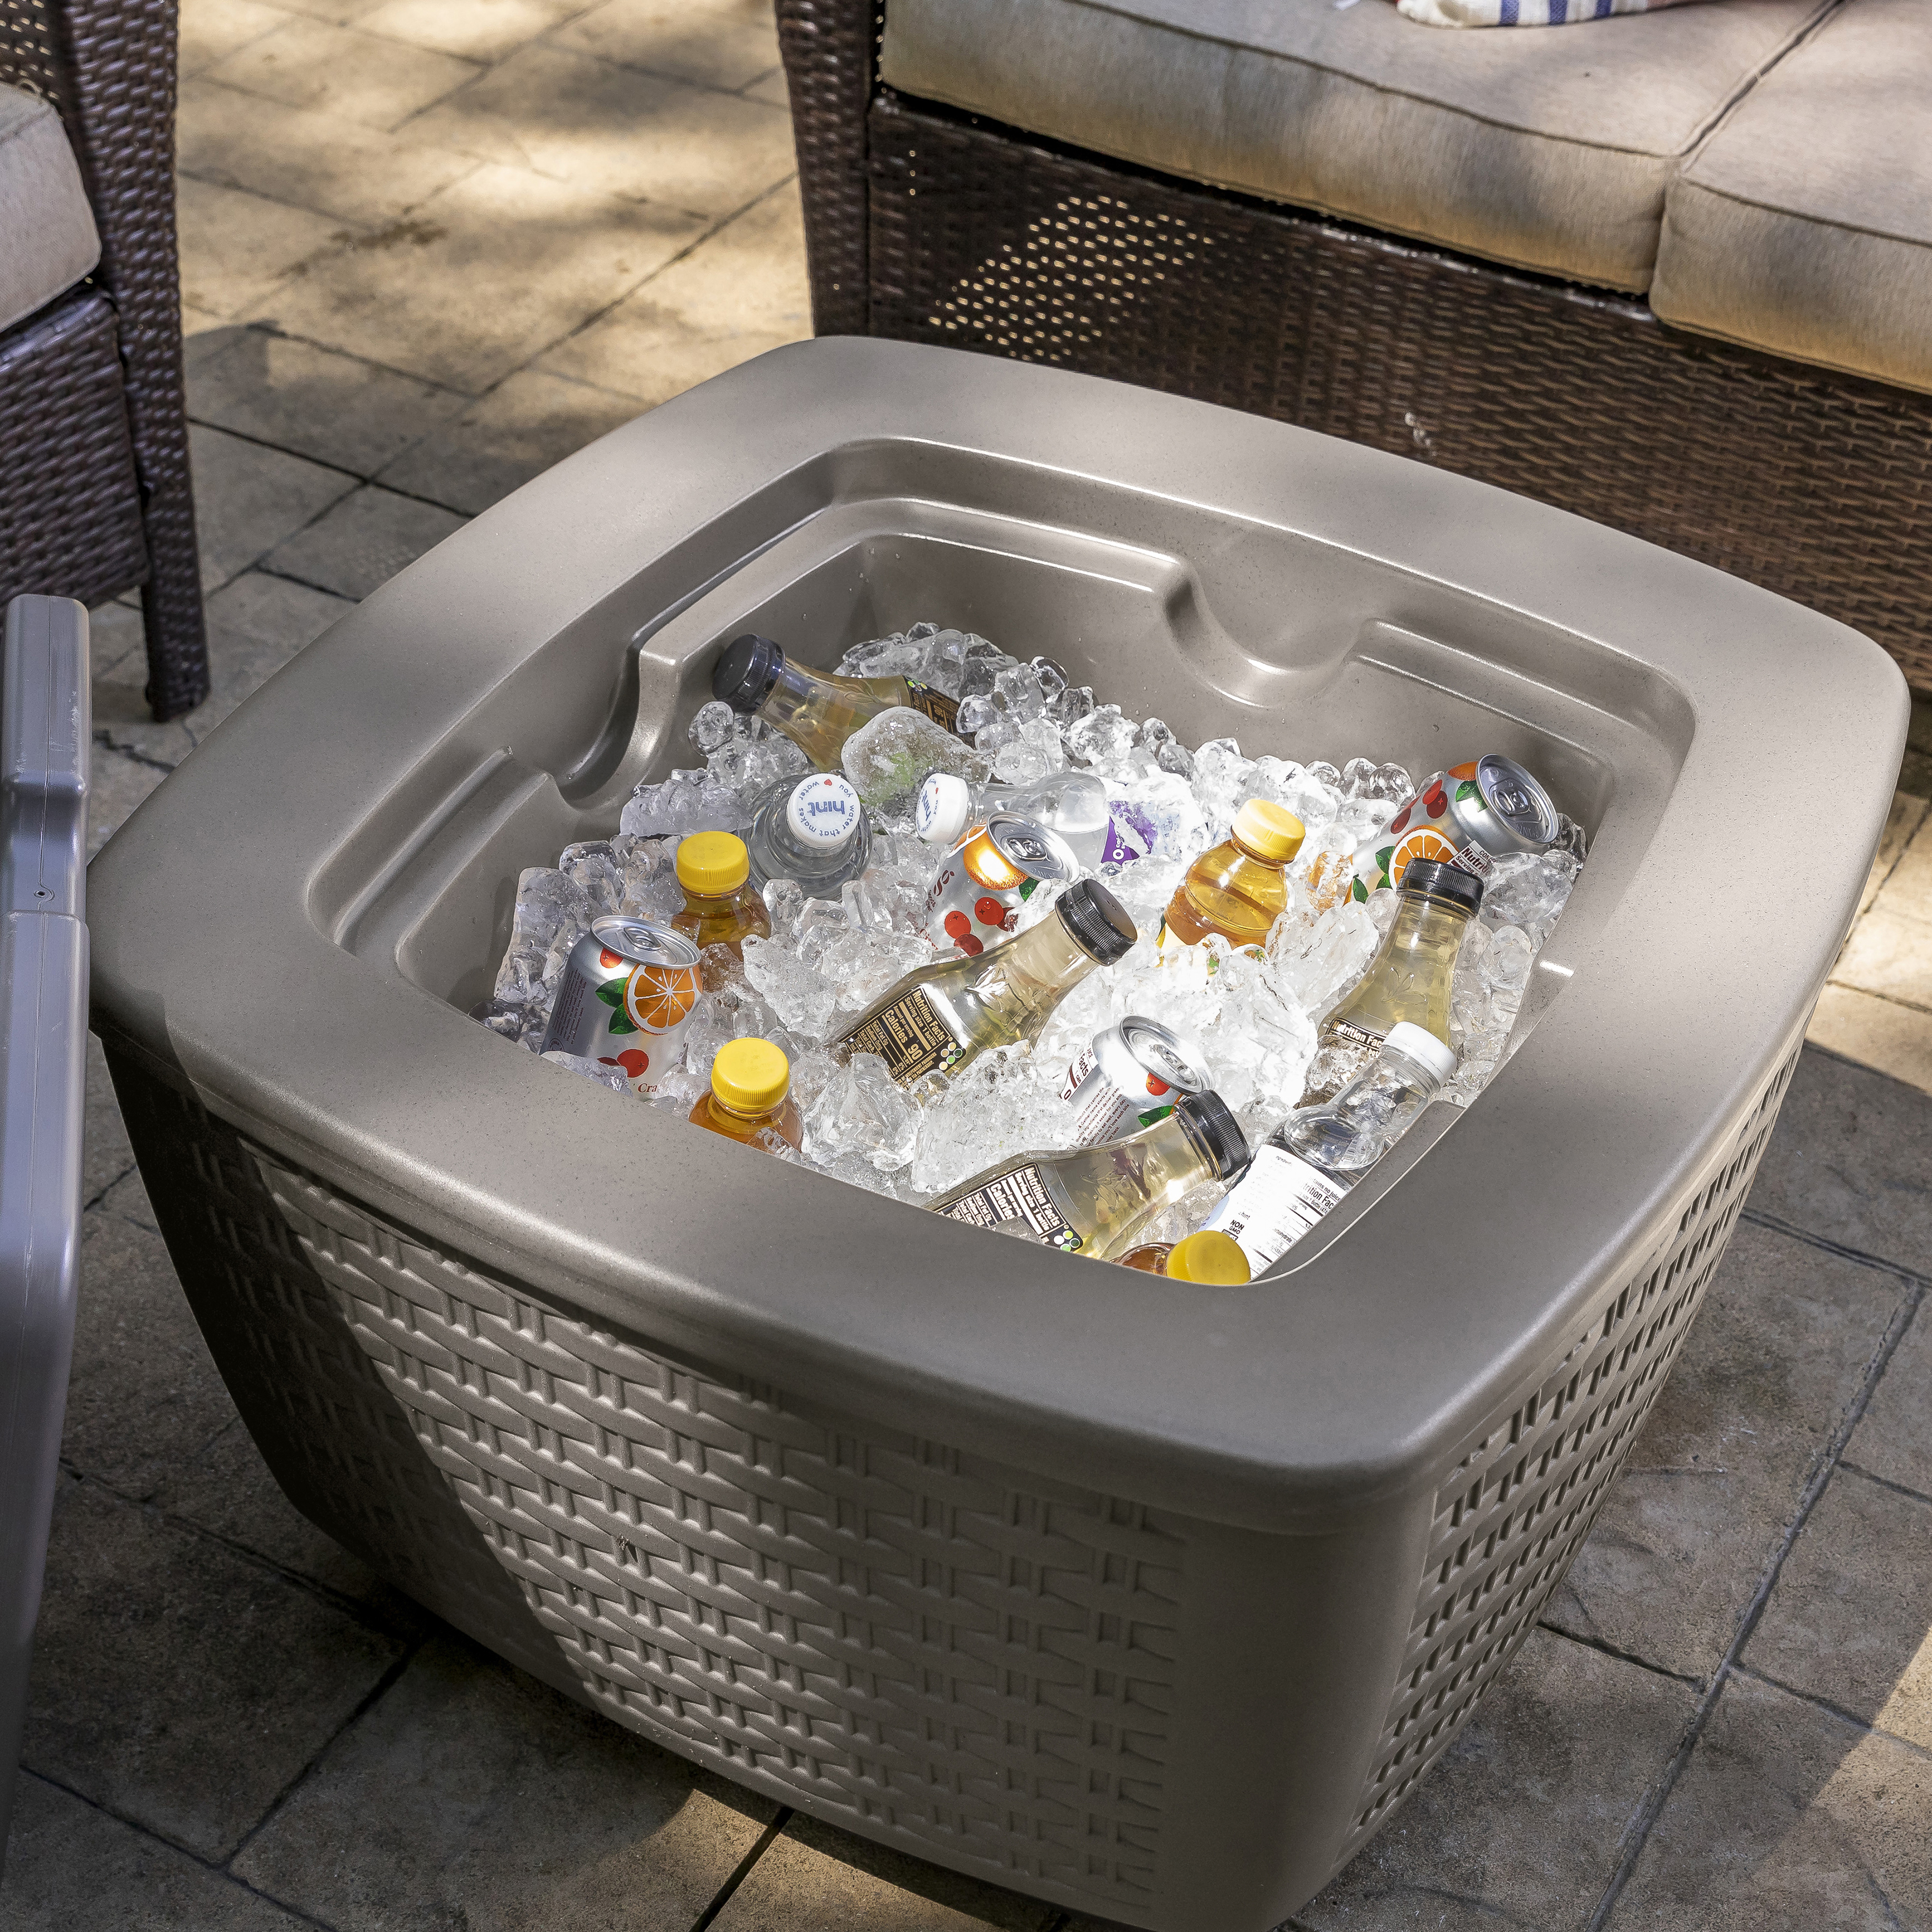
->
1058, 1015, 1210, 1147
923, 811, 1084, 956
540, 916, 703, 1095
1352, 753, 1559, 896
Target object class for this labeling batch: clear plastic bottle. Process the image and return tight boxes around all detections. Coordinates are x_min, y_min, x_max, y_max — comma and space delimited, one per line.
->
1116, 1228, 1252, 1282
928, 1092, 1250, 1259
688, 1037, 803, 1151
1300, 858, 1479, 1105
1206, 1023, 1455, 1272
669, 831, 771, 958
1158, 798, 1305, 952
916, 769, 1151, 869
830, 878, 1137, 1087
712, 631, 958, 768
743, 771, 870, 900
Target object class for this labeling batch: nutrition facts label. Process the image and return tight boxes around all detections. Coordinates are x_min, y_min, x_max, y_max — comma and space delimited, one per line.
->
844, 986, 968, 1084
937, 1163, 1082, 1251
1206, 1146, 1349, 1271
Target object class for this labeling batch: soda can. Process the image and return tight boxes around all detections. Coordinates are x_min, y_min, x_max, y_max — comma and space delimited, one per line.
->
540, 916, 702, 1094
1351, 754, 1558, 898
1058, 1015, 1210, 1147
924, 811, 1084, 956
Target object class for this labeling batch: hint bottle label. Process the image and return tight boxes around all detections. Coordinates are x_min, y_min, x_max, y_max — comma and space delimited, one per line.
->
1100, 802, 1158, 866
1205, 1147, 1349, 1272
903, 680, 962, 733
936, 1163, 1082, 1251
843, 985, 968, 1085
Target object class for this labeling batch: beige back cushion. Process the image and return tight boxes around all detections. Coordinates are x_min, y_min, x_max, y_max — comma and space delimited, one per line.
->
0, 82, 102, 335
1654, 0, 1932, 397
880, 0, 1832, 293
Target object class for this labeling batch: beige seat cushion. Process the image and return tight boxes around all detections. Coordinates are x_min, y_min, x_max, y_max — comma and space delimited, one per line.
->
0, 82, 102, 336
1654, 0, 1932, 396
880, 0, 1830, 293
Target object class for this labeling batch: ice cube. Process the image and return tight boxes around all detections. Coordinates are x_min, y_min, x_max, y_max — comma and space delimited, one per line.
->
956, 692, 997, 736
1265, 899, 1378, 1018
494, 867, 591, 1009
992, 663, 1048, 723
1483, 923, 1535, 995
688, 700, 737, 754
993, 715, 1069, 785
802, 1051, 919, 1171
841, 707, 989, 830
1139, 718, 1195, 780
1190, 737, 1255, 831
1048, 682, 1097, 731
958, 639, 1020, 699
1028, 656, 1069, 703
540, 1049, 633, 1095
1065, 704, 1139, 780
559, 840, 626, 918
620, 769, 749, 837
1135, 1177, 1230, 1251
1306, 761, 1343, 791
1481, 850, 1579, 948
762, 877, 806, 942
741, 933, 838, 1037
837, 631, 924, 680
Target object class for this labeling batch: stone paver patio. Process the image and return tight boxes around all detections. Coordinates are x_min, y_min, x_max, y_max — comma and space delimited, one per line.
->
6, 1, 1932, 1925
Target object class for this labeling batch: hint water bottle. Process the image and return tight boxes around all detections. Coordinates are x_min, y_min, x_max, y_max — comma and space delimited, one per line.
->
1206, 1022, 1455, 1273
742, 772, 870, 900
916, 770, 1158, 869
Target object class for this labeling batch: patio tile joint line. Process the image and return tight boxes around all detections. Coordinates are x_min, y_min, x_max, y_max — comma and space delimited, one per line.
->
688, 1804, 793, 1932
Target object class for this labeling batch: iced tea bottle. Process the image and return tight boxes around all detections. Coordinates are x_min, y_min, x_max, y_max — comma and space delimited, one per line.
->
1116, 1228, 1251, 1281
670, 831, 771, 958
1300, 859, 1478, 1105
1159, 799, 1305, 952
688, 1038, 803, 1150
831, 878, 1137, 1087
927, 1092, 1250, 1260
712, 631, 958, 768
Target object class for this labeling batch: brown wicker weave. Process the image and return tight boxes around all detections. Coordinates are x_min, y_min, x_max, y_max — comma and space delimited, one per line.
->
777, 0, 1932, 696
1, 0, 207, 720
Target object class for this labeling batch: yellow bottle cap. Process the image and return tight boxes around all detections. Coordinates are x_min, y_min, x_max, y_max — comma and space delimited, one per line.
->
710, 1037, 789, 1114
677, 830, 750, 895
1165, 1230, 1251, 1285
1232, 798, 1304, 863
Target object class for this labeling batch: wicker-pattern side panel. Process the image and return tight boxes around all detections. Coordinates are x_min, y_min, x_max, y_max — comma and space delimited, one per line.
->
776, 0, 881, 337
1335, 1044, 1801, 1864
102, 1050, 583, 1694
255, 1154, 1182, 1906
0, 294, 148, 612
2, 0, 208, 717
864, 100, 1932, 693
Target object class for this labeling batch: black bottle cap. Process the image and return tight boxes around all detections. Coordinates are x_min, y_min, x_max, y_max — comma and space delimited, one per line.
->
1400, 857, 1483, 915
1176, 1091, 1250, 1181
713, 633, 783, 714
1055, 878, 1137, 963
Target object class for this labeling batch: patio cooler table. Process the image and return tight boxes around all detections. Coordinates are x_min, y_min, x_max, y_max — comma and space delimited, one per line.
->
86, 341, 1904, 1932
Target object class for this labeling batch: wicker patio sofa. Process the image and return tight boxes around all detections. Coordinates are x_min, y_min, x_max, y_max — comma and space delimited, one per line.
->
1, 0, 207, 721
777, 0, 1932, 694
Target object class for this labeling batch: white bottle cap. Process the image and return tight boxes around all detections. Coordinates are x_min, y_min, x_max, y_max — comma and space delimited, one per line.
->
1383, 1021, 1456, 1087
916, 771, 973, 846
784, 773, 862, 850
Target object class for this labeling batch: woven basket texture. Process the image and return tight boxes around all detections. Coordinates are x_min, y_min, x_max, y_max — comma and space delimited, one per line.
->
1, 0, 208, 718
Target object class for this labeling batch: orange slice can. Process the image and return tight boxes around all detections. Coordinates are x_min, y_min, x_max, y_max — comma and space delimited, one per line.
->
540, 916, 702, 1095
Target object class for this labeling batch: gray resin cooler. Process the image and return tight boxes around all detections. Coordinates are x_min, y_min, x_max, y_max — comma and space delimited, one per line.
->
87, 342, 1904, 1930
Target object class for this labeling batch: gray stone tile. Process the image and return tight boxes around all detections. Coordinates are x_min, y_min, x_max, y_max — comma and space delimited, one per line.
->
742, 64, 789, 109
538, 179, 809, 402
60, 1207, 237, 1500
83, 597, 147, 680
554, 0, 784, 93
1833, 906, 1932, 1017
264, 483, 465, 599
1544, 1220, 1910, 1685
86, 745, 171, 857
178, 0, 294, 78
1610, 1671, 1932, 1931
93, 633, 197, 768
22, 1475, 407, 1861
193, 569, 357, 742
249, 163, 706, 392
376, 367, 640, 512
405, 43, 797, 219
1856, 791, 1930, 918
1748, 1044, 1932, 1277
176, 174, 342, 319
355, 0, 579, 61
190, 422, 359, 592
178, 74, 480, 227
714, 1813, 1055, 1931
1848, 1299, 1932, 1501
1805, 985, 1932, 1104
81, 1033, 136, 1209
0, 1773, 309, 1929
231, 1633, 770, 1927
1291, 1631, 1691, 1932
203, 14, 480, 131
188, 327, 467, 476
1744, 1469, 1932, 1752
